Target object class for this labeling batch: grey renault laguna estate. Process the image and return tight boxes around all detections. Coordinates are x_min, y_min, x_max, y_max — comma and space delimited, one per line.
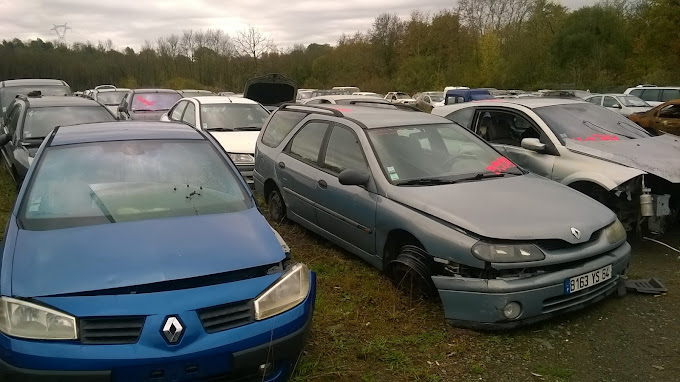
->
254, 104, 631, 328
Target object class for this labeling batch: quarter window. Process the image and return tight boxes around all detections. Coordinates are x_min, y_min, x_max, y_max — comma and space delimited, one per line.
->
445, 108, 475, 129
288, 122, 329, 164
640, 89, 661, 102
661, 89, 680, 102
587, 96, 602, 105
182, 102, 196, 126
261, 110, 306, 147
170, 101, 187, 120
323, 125, 367, 174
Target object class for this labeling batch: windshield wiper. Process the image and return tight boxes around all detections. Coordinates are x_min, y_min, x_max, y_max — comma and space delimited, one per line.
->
206, 127, 235, 131
452, 172, 508, 183
234, 126, 261, 131
617, 121, 649, 137
396, 177, 458, 186
582, 120, 634, 139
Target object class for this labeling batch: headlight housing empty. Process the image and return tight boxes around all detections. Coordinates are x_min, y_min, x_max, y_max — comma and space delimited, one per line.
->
0, 297, 77, 340
254, 263, 310, 320
471, 242, 545, 263
605, 219, 626, 244
229, 153, 255, 164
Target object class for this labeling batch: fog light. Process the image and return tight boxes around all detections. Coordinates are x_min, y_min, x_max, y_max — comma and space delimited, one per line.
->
503, 302, 522, 320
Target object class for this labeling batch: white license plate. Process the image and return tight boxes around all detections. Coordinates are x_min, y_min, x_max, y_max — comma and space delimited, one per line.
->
564, 264, 612, 294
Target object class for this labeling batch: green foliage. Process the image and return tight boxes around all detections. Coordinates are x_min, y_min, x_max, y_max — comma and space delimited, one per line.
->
0, 1, 677, 93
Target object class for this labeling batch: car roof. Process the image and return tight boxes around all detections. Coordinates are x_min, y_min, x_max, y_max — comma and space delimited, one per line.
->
586, 94, 629, 98
50, 121, 203, 146
132, 88, 181, 94
307, 95, 390, 102
95, 88, 130, 93
432, 98, 587, 115
281, 104, 449, 129
22, 96, 103, 108
626, 86, 680, 91
1, 79, 68, 87
188, 96, 259, 105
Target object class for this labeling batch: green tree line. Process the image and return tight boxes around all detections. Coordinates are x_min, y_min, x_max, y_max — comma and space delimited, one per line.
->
0, 0, 677, 94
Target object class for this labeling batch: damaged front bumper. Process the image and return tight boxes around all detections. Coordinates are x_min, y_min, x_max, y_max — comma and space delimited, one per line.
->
432, 242, 631, 329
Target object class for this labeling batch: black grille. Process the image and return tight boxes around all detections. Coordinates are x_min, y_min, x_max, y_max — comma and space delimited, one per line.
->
79, 316, 145, 344
198, 300, 254, 334
537, 229, 602, 252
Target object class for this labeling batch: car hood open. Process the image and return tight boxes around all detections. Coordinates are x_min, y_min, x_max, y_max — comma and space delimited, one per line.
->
209, 130, 259, 154
11, 208, 285, 297
387, 174, 614, 243
565, 134, 680, 183
244, 73, 298, 106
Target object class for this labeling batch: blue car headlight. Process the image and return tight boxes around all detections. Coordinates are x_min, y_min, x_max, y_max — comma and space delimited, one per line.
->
0, 297, 77, 340
471, 242, 545, 263
254, 263, 310, 320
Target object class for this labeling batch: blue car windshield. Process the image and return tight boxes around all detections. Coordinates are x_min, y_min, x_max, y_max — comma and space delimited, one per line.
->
20, 140, 251, 230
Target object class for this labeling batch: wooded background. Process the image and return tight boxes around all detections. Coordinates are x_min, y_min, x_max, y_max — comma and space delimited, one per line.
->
0, 0, 677, 94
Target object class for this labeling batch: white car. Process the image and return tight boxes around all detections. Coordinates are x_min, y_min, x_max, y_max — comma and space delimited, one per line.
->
352, 92, 383, 98
385, 92, 416, 105
624, 86, 680, 107
161, 96, 270, 185
585, 94, 652, 116
91, 87, 130, 115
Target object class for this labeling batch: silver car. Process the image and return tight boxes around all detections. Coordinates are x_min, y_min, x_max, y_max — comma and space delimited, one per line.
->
254, 104, 631, 328
585, 94, 652, 116
433, 98, 680, 234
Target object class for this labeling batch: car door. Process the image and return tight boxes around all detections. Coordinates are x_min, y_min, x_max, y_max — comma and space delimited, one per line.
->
654, 104, 680, 134
315, 123, 377, 256
471, 108, 555, 178
2, 104, 23, 172
276, 121, 330, 226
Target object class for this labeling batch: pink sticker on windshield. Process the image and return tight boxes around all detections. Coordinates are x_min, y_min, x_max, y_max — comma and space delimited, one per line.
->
136, 96, 155, 106
486, 157, 516, 174
572, 134, 619, 141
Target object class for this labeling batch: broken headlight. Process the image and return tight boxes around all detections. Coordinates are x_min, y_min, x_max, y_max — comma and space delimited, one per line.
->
471, 242, 545, 263
254, 263, 310, 320
605, 219, 626, 244
0, 297, 77, 340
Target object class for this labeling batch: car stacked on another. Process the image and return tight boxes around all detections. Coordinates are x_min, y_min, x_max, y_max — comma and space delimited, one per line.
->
0, 121, 315, 381
585, 94, 652, 116
117, 89, 182, 121
0, 93, 116, 184
254, 103, 630, 328
0, 79, 72, 120
162, 96, 271, 186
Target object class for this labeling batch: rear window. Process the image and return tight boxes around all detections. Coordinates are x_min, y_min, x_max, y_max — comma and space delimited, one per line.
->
1, 86, 71, 112
132, 92, 181, 112
24, 106, 115, 139
261, 110, 306, 147
96, 91, 127, 106
20, 140, 250, 230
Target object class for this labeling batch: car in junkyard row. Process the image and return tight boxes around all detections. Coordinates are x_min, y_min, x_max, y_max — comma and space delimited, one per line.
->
116, 88, 182, 121
254, 103, 630, 328
0, 121, 315, 381
628, 99, 680, 136
433, 98, 680, 234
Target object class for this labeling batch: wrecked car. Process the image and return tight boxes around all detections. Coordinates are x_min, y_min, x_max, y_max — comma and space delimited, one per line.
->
254, 103, 630, 328
628, 99, 680, 136
244, 73, 298, 112
0, 121, 315, 380
432, 98, 680, 233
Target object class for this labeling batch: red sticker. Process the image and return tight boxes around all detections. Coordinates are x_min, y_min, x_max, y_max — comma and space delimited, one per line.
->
136, 96, 155, 106
486, 157, 516, 174
332, 107, 351, 113
572, 134, 619, 141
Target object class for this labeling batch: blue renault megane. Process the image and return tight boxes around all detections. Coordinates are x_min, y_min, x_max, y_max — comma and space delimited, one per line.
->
0, 122, 315, 381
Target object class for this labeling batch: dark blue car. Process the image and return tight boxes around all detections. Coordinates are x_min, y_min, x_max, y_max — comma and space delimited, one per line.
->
0, 122, 315, 381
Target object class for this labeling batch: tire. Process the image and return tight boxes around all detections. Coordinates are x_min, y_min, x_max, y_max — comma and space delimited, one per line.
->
268, 188, 286, 222
387, 245, 437, 299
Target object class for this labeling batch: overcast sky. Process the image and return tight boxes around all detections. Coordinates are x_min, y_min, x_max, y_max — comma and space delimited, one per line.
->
0, 0, 597, 50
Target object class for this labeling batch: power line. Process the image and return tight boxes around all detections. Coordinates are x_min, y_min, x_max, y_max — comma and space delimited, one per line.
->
50, 23, 71, 44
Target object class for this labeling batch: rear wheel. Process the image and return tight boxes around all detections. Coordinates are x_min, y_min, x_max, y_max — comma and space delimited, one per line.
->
268, 188, 286, 222
387, 245, 437, 299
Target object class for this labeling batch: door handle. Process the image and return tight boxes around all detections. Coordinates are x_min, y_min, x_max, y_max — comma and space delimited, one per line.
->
278, 161, 286, 169
318, 179, 327, 189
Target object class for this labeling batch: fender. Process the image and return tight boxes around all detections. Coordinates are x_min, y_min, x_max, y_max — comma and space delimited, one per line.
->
562, 170, 643, 191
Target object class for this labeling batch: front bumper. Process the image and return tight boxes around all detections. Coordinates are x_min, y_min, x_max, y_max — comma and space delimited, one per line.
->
236, 164, 255, 187
0, 272, 316, 382
433, 242, 631, 329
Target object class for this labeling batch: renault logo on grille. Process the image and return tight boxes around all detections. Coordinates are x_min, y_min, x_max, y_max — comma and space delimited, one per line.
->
571, 227, 581, 240
161, 316, 184, 344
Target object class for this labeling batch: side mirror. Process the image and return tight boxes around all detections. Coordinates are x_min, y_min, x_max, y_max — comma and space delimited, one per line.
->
0, 133, 11, 146
521, 138, 546, 152
612, 104, 622, 109
338, 169, 370, 186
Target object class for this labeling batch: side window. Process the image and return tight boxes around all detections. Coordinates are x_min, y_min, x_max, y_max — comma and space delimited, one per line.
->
661, 89, 680, 102
305, 99, 322, 104
323, 125, 367, 174
629, 89, 643, 97
170, 101, 187, 120
287, 122, 329, 164
7, 105, 22, 135
474, 110, 540, 147
603, 96, 619, 108
446, 108, 475, 129
424, 96, 431, 103
640, 89, 661, 102
587, 96, 602, 105
261, 110, 306, 147
658, 105, 680, 119
182, 102, 196, 126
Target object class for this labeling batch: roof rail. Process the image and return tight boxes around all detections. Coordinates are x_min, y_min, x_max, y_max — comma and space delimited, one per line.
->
347, 100, 387, 105
278, 103, 344, 117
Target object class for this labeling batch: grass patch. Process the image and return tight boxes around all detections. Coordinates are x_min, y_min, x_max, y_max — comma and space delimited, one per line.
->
536, 365, 574, 380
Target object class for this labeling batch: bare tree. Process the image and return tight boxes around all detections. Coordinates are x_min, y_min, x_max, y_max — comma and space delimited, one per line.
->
458, 0, 534, 34
234, 26, 275, 65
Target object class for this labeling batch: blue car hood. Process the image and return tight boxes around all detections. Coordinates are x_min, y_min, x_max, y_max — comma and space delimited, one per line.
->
11, 208, 285, 297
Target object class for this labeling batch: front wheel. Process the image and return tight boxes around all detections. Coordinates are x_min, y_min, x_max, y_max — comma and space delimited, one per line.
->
268, 188, 286, 222
387, 245, 438, 299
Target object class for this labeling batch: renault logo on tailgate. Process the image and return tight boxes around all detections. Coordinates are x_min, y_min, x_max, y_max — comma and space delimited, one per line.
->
571, 227, 581, 240
162, 316, 184, 344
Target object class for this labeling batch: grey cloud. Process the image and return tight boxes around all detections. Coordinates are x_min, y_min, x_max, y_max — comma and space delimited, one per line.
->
0, 0, 598, 50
